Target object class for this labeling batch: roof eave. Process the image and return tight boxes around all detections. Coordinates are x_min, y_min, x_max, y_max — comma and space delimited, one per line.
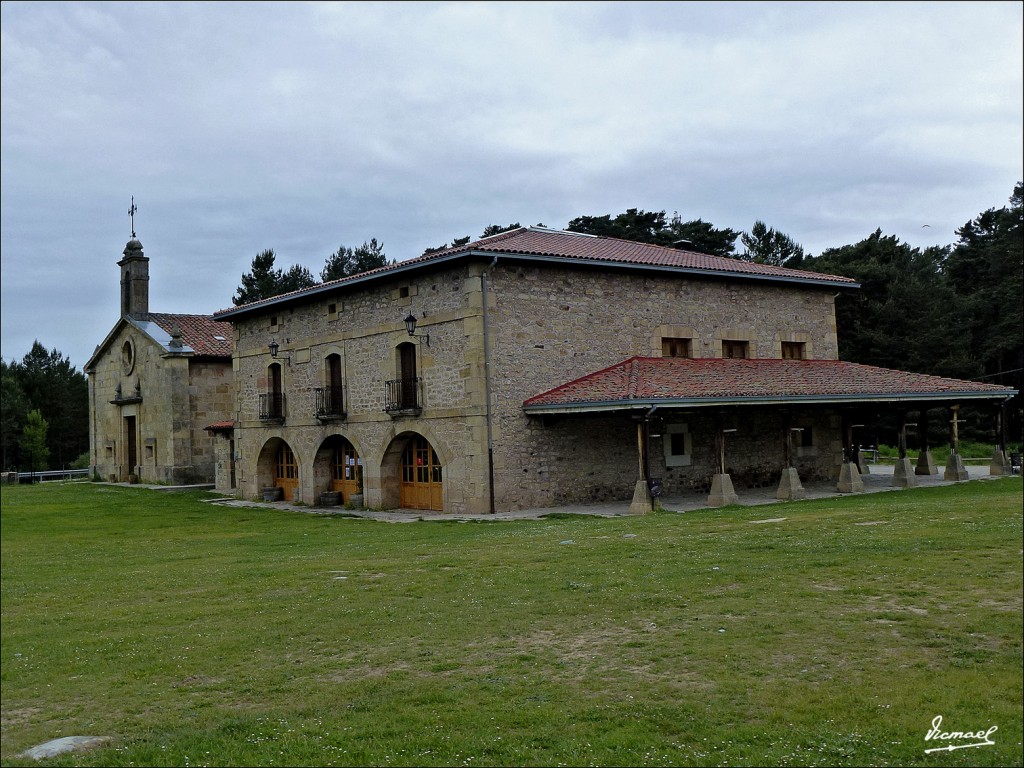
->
523, 389, 1017, 415
473, 251, 860, 289
213, 248, 859, 321
213, 251, 474, 320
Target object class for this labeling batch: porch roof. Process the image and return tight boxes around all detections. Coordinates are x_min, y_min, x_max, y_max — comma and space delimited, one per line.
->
522, 357, 1017, 414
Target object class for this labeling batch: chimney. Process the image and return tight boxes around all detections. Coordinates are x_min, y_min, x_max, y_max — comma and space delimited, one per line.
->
118, 238, 149, 320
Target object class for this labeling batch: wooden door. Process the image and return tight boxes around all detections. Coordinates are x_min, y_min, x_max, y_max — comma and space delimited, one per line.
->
124, 415, 137, 479
274, 443, 299, 500
399, 436, 442, 511
330, 440, 362, 502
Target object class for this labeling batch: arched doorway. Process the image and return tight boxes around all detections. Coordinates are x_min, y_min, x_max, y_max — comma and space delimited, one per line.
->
274, 442, 299, 500
330, 437, 363, 503
400, 435, 442, 511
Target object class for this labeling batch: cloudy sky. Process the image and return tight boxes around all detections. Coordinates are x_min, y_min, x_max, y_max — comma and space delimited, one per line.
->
2, 1, 1021, 371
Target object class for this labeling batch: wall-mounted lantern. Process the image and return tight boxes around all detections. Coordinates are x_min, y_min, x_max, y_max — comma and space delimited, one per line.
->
404, 313, 430, 346
268, 341, 291, 364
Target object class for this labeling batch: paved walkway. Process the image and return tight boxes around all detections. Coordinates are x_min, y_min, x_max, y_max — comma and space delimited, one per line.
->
195, 463, 1011, 523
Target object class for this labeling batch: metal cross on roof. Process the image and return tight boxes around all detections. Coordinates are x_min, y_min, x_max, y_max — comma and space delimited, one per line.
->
128, 196, 137, 238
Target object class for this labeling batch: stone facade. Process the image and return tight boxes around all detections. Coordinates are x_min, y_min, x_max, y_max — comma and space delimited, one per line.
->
222, 240, 845, 513
87, 238, 234, 486
88, 322, 232, 484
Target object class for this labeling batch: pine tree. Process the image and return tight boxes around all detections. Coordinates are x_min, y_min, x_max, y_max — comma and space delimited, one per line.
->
20, 409, 49, 475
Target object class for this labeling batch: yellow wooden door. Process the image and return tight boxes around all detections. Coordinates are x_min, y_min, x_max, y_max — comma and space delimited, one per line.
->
274, 443, 299, 501
400, 437, 442, 511
330, 440, 362, 502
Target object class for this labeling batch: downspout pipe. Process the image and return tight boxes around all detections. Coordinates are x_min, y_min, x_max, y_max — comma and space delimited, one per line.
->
482, 256, 498, 514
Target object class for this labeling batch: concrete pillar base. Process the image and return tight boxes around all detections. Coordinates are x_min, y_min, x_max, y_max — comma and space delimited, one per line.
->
836, 462, 864, 493
707, 474, 739, 507
857, 450, 870, 474
627, 479, 653, 515
892, 457, 916, 488
989, 449, 1012, 476
776, 467, 806, 500
915, 448, 937, 476
944, 452, 969, 481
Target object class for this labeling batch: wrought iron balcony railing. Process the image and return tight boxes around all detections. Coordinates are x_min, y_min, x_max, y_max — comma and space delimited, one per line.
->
259, 392, 285, 421
384, 377, 421, 414
314, 386, 345, 420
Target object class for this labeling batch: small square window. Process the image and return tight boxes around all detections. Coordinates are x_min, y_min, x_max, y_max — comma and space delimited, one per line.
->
795, 425, 818, 457
328, 303, 337, 315
663, 424, 692, 467
399, 286, 410, 298
782, 341, 805, 360
722, 340, 749, 359
661, 337, 692, 358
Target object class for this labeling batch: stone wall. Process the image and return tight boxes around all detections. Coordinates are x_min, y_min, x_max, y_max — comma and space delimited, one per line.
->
230, 263, 491, 513
88, 322, 232, 485
485, 262, 841, 510
226, 257, 842, 512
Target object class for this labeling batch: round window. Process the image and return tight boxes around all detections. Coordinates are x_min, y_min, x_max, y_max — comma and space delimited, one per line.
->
121, 339, 135, 375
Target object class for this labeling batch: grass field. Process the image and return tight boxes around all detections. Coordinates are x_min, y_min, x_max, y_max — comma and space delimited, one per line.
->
1, 479, 1021, 767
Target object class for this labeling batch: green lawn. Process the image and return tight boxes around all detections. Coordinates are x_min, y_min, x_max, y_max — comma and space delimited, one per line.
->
2, 479, 1022, 767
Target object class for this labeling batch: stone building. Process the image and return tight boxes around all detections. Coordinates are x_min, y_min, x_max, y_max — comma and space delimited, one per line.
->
212, 227, 1016, 513
85, 237, 234, 485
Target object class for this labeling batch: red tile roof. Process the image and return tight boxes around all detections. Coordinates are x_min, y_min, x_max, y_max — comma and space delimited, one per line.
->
205, 420, 235, 432
149, 313, 233, 357
437, 227, 857, 284
523, 357, 1016, 412
215, 227, 856, 318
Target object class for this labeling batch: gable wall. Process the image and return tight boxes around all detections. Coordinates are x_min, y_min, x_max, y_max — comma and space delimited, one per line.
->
229, 263, 492, 512
485, 262, 840, 509
88, 323, 232, 485
225, 258, 841, 512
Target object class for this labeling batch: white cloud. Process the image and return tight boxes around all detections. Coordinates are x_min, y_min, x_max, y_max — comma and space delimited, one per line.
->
1, 0, 1021, 368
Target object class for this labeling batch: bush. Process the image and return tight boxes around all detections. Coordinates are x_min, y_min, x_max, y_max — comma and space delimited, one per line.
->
875, 440, 1020, 462
70, 451, 90, 470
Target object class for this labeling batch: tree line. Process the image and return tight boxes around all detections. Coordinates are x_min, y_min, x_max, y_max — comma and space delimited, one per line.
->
4, 185, 1019, 471
1, 343, 89, 472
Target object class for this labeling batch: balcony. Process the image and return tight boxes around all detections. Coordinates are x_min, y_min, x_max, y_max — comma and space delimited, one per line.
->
314, 386, 346, 421
384, 377, 421, 416
259, 392, 285, 422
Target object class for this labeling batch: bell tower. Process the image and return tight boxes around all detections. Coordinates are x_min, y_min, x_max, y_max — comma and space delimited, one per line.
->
118, 197, 149, 320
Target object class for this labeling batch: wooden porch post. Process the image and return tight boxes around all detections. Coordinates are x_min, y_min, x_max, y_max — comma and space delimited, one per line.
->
627, 419, 653, 514
777, 411, 805, 500
837, 411, 864, 493
915, 407, 937, 475
892, 410, 915, 487
944, 404, 969, 481
707, 417, 738, 507
990, 401, 1012, 475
